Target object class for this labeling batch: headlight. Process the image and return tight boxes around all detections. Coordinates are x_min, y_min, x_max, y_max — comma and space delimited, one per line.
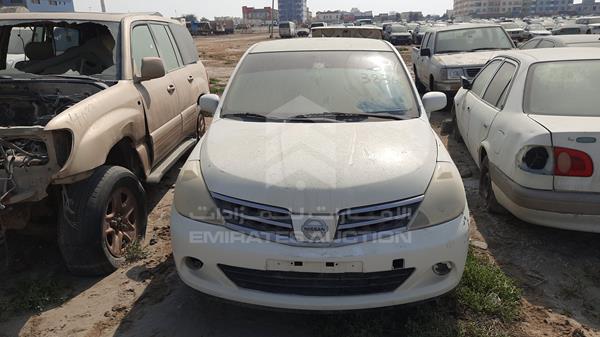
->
409, 162, 467, 231
173, 160, 224, 225
446, 68, 464, 80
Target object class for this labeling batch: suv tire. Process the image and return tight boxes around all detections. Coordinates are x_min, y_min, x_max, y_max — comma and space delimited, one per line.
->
479, 158, 507, 214
58, 166, 147, 275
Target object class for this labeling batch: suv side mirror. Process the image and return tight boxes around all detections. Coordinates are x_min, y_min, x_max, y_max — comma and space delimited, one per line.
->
138, 57, 165, 82
199, 94, 220, 117
461, 76, 473, 90
422, 92, 447, 115
420, 48, 431, 57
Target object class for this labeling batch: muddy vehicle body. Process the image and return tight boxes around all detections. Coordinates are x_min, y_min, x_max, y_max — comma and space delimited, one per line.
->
0, 12, 209, 275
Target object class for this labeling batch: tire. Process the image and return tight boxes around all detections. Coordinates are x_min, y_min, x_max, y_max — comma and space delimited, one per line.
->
414, 67, 426, 93
451, 106, 464, 143
197, 113, 207, 140
479, 158, 507, 214
58, 166, 148, 275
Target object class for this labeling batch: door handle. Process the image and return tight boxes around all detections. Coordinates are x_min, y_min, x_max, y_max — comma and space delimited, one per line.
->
187, 75, 194, 82
483, 123, 489, 129
167, 84, 176, 94
467, 106, 471, 111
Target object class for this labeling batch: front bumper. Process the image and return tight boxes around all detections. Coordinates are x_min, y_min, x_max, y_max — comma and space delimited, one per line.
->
390, 36, 412, 45
490, 164, 600, 233
171, 208, 470, 311
433, 80, 461, 96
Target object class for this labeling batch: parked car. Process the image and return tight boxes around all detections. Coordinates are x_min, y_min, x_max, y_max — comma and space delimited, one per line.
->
171, 38, 469, 310
523, 23, 551, 40
310, 22, 327, 29
387, 24, 413, 45
355, 18, 373, 26
552, 24, 589, 35
575, 16, 600, 33
311, 26, 383, 39
520, 35, 600, 49
453, 48, 600, 233
279, 21, 296, 38
501, 22, 525, 42
0, 12, 209, 275
413, 24, 433, 45
412, 24, 514, 99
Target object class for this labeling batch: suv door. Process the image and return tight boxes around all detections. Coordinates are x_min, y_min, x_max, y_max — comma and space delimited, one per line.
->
416, 32, 431, 83
466, 61, 517, 162
132, 23, 182, 164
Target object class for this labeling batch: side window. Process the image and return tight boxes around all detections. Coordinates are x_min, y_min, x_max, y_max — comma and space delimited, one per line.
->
53, 27, 79, 54
131, 24, 159, 75
537, 40, 555, 48
471, 60, 502, 97
520, 39, 540, 49
149, 24, 180, 72
426, 33, 435, 50
421, 33, 430, 49
169, 23, 199, 65
482, 62, 517, 108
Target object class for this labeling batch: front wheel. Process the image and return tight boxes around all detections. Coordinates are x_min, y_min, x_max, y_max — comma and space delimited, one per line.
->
58, 166, 148, 275
479, 158, 507, 214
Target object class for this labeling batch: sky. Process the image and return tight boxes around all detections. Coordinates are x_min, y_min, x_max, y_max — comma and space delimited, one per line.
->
74, 0, 457, 18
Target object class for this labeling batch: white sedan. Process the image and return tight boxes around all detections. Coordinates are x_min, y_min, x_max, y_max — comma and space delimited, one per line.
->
171, 38, 469, 310
453, 48, 600, 233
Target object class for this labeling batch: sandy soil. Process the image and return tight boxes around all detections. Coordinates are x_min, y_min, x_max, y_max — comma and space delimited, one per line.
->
0, 33, 598, 337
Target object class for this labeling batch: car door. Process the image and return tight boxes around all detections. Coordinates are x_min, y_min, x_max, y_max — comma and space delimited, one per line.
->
132, 23, 182, 164
166, 23, 208, 138
466, 60, 517, 162
416, 32, 431, 82
456, 59, 502, 152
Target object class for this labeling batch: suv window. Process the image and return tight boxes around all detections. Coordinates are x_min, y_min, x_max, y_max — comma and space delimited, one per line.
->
426, 32, 435, 50
471, 60, 502, 97
537, 40, 555, 48
131, 24, 159, 75
169, 23, 198, 65
149, 24, 180, 72
421, 32, 430, 49
482, 62, 516, 108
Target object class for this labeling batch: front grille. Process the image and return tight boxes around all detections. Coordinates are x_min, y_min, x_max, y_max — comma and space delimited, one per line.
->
465, 68, 482, 78
219, 264, 416, 296
336, 196, 423, 239
212, 193, 293, 237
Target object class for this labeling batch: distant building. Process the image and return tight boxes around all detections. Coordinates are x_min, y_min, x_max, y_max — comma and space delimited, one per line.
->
400, 11, 423, 21
315, 10, 342, 24
278, 0, 307, 23
0, 0, 74, 12
453, 0, 572, 17
242, 6, 278, 25
570, 0, 600, 15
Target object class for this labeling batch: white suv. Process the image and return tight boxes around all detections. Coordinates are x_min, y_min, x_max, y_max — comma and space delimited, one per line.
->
171, 38, 469, 310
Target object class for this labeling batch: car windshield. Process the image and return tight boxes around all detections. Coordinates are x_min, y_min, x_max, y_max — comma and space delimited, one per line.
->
435, 27, 513, 53
391, 25, 408, 33
528, 24, 545, 30
221, 51, 419, 122
525, 60, 600, 117
0, 20, 120, 81
501, 23, 520, 29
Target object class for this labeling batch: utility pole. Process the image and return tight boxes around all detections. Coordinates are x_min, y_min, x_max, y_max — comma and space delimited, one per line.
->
270, 0, 275, 38
100, 0, 106, 13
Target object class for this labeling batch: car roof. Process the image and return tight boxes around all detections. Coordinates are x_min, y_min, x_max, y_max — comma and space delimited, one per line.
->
0, 11, 165, 23
433, 23, 501, 32
544, 35, 600, 44
249, 38, 392, 53
496, 47, 600, 63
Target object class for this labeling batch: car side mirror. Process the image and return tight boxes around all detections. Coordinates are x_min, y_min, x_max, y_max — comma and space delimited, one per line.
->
461, 76, 473, 90
422, 92, 447, 115
420, 48, 431, 57
138, 57, 166, 82
199, 94, 220, 117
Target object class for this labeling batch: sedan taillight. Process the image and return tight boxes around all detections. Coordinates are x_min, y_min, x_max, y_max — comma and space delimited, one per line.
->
554, 147, 594, 177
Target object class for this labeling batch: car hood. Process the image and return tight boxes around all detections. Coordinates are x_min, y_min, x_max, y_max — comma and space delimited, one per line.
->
434, 50, 499, 67
200, 118, 438, 214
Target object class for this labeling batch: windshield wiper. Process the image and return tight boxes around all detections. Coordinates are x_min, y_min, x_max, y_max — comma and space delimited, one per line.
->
470, 47, 511, 51
289, 112, 408, 121
222, 113, 274, 122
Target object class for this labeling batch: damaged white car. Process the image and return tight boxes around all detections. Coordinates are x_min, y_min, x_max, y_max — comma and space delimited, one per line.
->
171, 38, 470, 310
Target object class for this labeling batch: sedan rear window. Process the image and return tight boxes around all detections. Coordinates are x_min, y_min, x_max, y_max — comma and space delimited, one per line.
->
525, 60, 600, 117
221, 51, 419, 120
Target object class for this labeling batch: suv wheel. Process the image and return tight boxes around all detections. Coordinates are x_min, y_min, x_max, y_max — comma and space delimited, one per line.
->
197, 113, 207, 140
451, 106, 464, 143
479, 158, 507, 214
58, 166, 147, 275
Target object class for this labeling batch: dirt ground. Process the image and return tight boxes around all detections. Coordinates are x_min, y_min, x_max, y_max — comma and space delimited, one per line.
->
0, 33, 599, 337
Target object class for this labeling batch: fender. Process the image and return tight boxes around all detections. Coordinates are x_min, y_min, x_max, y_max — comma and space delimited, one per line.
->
45, 81, 149, 180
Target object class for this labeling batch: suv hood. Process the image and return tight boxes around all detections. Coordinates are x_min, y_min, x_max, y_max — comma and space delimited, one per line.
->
200, 118, 438, 213
434, 50, 499, 67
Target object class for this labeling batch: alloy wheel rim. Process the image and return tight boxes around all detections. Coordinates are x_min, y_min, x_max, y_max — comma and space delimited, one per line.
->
103, 187, 138, 257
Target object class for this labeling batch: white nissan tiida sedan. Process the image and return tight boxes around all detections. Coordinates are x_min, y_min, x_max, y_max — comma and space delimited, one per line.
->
171, 38, 470, 310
